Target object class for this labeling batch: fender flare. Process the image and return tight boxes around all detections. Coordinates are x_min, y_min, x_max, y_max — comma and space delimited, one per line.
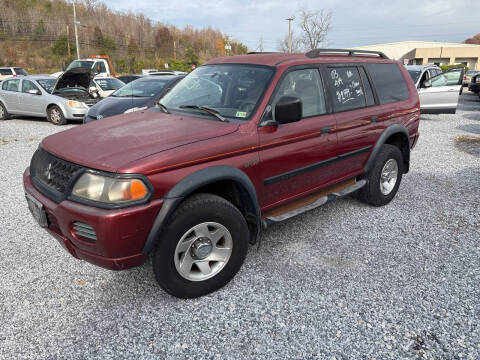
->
142, 165, 261, 254
364, 124, 410, 174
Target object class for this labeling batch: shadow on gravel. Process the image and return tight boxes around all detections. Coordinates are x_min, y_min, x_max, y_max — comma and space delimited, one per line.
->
462, 113, 480, 121
457, 123, 480, 135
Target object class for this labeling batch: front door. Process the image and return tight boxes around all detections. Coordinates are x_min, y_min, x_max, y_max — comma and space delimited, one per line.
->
418, 68, 464, 114
19, 80, 44, 115
258, 67, 338, 210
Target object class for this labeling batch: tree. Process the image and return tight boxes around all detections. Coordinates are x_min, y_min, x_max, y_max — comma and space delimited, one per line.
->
277, 31, 302, 53
184, 47, 199, 66
51, 35, 76, 56
127, 37, 139, 55
102, 36, 116, 53
215, 38, 225, 56
154, 26, 174, 57
465, 34, 480, 45
93, 26, 104, 48
33, 19, 46, 41
298, 9, 332, 50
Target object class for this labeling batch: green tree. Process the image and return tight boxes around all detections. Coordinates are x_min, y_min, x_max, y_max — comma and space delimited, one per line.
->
102, 36, 116, 53
127, 38, 139, 55
93, 26, 104, 48
33, 19, 47, 41
184, 47, 199, 66
51, 35, 76, 57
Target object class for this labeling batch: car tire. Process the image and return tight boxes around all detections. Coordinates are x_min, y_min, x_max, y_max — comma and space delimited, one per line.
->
152, 193, 249, 298
0, 102, 9, 120
47, 105, 66, 125
357, 144, 403, 207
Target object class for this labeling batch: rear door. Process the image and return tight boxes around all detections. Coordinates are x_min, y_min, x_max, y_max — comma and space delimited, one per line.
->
0, 79, 21, 113
258, 67, 338, 209
418, 68, 464, 114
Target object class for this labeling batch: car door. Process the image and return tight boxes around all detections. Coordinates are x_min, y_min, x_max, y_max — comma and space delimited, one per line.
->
418, 68, 464, 114
0, 79, 21, 113
257, 67, 338, 209
19, 79, 45, 115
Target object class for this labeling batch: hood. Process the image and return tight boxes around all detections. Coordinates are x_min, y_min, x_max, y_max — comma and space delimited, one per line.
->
87, 96, 153, 120
41, 110, 239, 172
53, 67, 94, 93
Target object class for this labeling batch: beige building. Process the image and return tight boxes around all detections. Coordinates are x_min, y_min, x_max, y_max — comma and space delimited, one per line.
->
353, 41, 480, 70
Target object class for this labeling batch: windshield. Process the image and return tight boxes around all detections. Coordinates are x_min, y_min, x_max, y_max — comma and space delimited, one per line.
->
161, 64, 274, 120
111, 79, 169, 97
37, 78, 56, 93
408, 70, 421, 83
95, 78, 125, 91
66, 60, 94, 71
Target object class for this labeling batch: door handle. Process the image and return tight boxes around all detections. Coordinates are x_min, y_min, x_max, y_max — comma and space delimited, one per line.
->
370, 116, 379, 123
320, 127, 331, 134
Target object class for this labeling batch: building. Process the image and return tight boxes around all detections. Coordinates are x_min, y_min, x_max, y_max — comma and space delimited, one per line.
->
353, 41, 480, 70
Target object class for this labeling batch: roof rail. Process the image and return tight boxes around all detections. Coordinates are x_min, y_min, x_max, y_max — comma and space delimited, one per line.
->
247, 51, 282, 55
305, 48, 389, 59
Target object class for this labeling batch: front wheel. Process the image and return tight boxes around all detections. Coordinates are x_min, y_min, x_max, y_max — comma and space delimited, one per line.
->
357, 144, 403, 207
152, 193, 249, 298
47, 105, 66, 125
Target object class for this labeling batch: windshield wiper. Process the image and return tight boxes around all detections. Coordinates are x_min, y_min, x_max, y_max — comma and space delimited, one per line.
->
158, 102, 170, 114
179, 105, 227, 122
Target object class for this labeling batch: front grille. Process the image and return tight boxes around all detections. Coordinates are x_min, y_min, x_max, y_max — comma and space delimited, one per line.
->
72, 221, 97, 241
30, 147, 83, 202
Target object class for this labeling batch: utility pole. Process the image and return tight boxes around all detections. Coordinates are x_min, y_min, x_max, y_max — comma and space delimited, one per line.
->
66, 25, 71, 57
286, 17, 294, 53
173, 40, 176, 59
73, 3, 80, 59
259, 36, 264, 52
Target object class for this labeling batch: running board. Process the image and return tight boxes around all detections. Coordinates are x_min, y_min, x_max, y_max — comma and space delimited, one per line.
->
263, 179, 366, 226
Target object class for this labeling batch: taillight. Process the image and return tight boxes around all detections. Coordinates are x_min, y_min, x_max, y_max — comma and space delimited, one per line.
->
464, 76, 467, 80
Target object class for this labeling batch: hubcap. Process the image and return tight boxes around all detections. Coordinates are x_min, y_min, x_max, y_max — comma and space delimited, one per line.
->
50, 108, 61, 123
174, 222, 233, 282
380, 158, 398, 195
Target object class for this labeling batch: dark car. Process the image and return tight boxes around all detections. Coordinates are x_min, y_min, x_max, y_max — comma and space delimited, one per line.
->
468, 73, 480, 94
84, 75, 183, 123
24, 49, 420, 298
117, 75, 143, 84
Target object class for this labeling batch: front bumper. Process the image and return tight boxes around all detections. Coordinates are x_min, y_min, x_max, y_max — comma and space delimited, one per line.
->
64, 106, 88, 120
23, 168, 163, 270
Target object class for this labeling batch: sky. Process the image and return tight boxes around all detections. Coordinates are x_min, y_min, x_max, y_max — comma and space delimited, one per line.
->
102, 0, 480, 51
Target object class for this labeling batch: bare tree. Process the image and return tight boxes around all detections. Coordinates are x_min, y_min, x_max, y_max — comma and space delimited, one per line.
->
277, 31, 302, 53
298, 9, 332, 50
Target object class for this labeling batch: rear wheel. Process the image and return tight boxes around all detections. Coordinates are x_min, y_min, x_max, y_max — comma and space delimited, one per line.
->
0, 102, 9, 120
47, 105, 66, 125
357, 144, 403, 207
152, 193, 249, 298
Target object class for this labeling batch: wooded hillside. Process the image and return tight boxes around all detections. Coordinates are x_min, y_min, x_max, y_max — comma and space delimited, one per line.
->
0, 0, 249, 74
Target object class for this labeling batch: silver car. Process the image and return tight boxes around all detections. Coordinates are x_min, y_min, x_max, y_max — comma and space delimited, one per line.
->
0, 68, 100, 125
406, 65, 464, 114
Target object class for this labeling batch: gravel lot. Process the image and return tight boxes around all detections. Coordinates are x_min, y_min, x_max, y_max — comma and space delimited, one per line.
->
1, 93, 479, 360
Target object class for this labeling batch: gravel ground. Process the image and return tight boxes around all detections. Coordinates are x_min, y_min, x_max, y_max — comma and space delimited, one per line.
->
1, 93, 479, 360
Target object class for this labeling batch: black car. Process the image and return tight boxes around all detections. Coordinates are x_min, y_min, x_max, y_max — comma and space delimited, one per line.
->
84, 75, 183, 123
468, 73, 480, 94
117, 75, 143, 84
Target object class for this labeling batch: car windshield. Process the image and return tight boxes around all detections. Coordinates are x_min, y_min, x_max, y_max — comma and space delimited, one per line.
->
95, 78, 125, 91
37, 78, 56, 93
161, 64, 274, 120
111, 79, 169, 97
408, 70, 421, 83
66, 60, 94, 71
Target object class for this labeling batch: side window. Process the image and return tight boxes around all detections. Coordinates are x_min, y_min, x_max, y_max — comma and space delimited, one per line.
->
272, 68, 326, 119
327, 67, 366, 112
366, 64, 409, 104
3, 79, 20, 92
0, 68, 13, 76
359, 67, 375, 107
22, 80, 40, 93
99, 62, 106, 73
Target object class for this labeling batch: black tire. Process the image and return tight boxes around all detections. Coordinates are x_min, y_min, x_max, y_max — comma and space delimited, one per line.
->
152, 193, 249, 298
47, 105, 66, 125
0, 102, 9, 120
357, 144, 403, 207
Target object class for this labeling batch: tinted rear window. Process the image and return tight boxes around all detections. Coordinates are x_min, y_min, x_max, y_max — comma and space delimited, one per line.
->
366, 64, 409, 104
14, 68, 27, 76
0, 68, 13, 75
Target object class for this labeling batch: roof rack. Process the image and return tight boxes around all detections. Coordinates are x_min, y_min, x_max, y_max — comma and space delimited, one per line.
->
247, 51, 282, 55
305, 48, 389, 59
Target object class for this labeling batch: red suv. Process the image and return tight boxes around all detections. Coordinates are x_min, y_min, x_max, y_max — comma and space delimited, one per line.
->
24, 49, 420, 298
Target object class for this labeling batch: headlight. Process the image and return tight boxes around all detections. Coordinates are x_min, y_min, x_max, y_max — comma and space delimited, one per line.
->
124, 106, 147, 113
66, 100, 85, 108
71, 172, 150, 205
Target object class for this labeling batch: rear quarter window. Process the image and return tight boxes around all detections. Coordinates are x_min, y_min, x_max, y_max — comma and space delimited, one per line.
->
366, 63, 409, 104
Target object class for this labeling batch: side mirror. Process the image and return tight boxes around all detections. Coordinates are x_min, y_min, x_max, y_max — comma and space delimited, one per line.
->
423, 80, 432, 88
275, 96, 302, 124
27, 89, 41, 95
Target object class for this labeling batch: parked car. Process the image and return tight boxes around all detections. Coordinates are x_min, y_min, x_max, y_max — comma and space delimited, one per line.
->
406, 64, 464, 113
23, 49, 420, 298
463, 70, 480, 87
0, 67, 27, 82
84, 75, 183, 123
0, 68, 101, 124
117, 75, 143, 84
91, 77, 125, 98
468, 73, 480, 94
